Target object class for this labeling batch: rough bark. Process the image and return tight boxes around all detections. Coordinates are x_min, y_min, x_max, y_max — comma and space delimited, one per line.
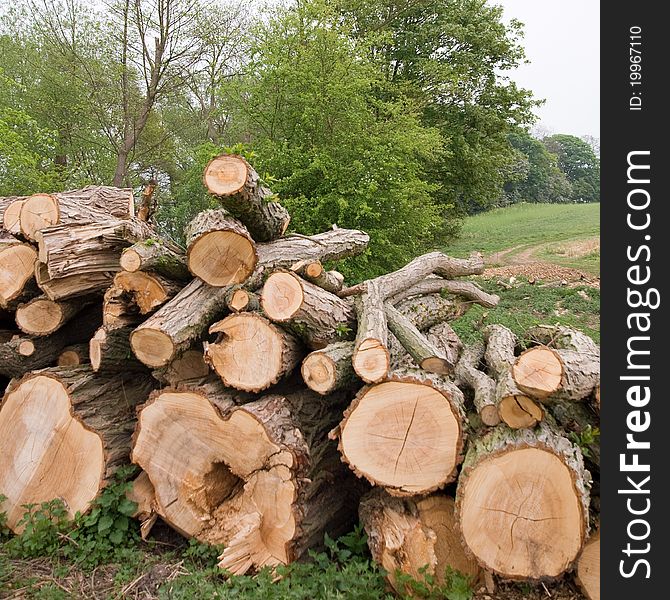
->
0, 367, 153, 532
335, 368, 466, 496
394, 293, 471, 331
0, 239, 38, 308
132, 383, 361, 574
102, 283, 142, 330
15, 295, 89, 336
301, 341, 359, 395
90, 326, 147, 373
292, 260, 344, 294
185, 209, 257, 286
456, 422, 591, 580
339, 251, 485, 298
19, 186, 135, 240
352, 280, 389, 383
120, 239, 189, 280
203, 154, 291, 242
388, 277, 500, 308
35, 261, 114, 301
204, 312, 303, 392
454, 342, 500, 426
360, 489, 482, 595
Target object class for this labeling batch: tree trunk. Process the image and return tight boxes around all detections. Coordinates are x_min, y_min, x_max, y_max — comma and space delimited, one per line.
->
204, 312, 303, 392
90, 326, 147, 373
120, 239, 190, 281
352, 281, 389, 383
35, 261, 115, 301
15, 296, 89, 336
151, 349, 210, 386
484, 325, 543, 429
1, 197, 24, 234
57, 344, 90, 367
19, 186, 135, 241
456, 422, 590, 580
262, 271, 355, 349
335, 368, 466, 496
132, 383, 361, 574
203, 154, 291, 242
575, 530, 600, 600
224, 286, 260, 313
0, 367, 153, 532
454, 341, 500, 427
513, 326, 600, 402
301, 341, 359, 395
0, 306, 101, 378
393, 293, 470, 331
388, 278, 500, 308
0, 239, 38, 308
339, 251, 485, 298
359, 489, 481, 595
385, 303, 453, 375
292, 260, 344, 294
113, 270, 182, 315
185, 209, 257, 286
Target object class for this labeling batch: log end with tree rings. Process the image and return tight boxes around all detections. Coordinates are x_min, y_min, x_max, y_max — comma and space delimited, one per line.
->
261, 271, 303, 320
512, 346, 564, 400
338, 373, 465, 496
228, 289, 252, 312
18, 340, 35, 356
301, 352, 337, 395
203, 154, 249, 196
130, 328, 175, 368
113, 271, 176, 314
352, 338, 390, 383
3, 199, 24, 234
498, 394, 544, 429
57, 345, 88, 367
187, 230, 257, 287
119, 248, 142, 272
0, 243, 37, 306
19, 193, 60, 239
205, 313, 302, 392
15, 297, 70, 336
576, 531, 600, 600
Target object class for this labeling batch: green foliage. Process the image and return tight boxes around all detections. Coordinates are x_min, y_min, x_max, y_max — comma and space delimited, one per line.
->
569, 425, 600, 459
395, 566, 474, 600
544, 134, 600, 202
324, 523, 369, 562
182, 539, 224, 569
4, 499, 70, 558
0, 494, 9, 538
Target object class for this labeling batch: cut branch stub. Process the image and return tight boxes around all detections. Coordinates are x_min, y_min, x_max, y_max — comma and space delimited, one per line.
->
225, 287, 260, 313
185, 209, 257, 287
456, 423, 590, 580
352, 281, 389, 383
261, 271, 355, 349
301, 341, 359, 395
292, 260, 344, 294
454, 342, 499, 427
204, 312, 303, 392
0, 367, 153, 532
0, 240, 37, 308
203, 154, 291, 242
57, 344, 89, 367
336, 369, 466, 496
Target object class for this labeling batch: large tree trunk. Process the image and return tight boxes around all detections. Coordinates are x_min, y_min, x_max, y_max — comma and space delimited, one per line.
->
120, 239, 190, 281
185, 209, 257, 286
132, 383, 361, 574
456, 422, 590, 580
484, 325, 543, 429
576, 530, 600, 600
0, 238, 38, 309
19, 186, 135, 241
301, 341, 359, 395
360, 489, 481, 595
15, 296, 89, 336
204, 313, 303, 392
335, 369, 466, 496
261, 271, 355, 349
1, 197, 25, 234
0, 367, 153, 532
513, 326, 600, 402
0, 306, 101, 378
203, 154, 291, 242
352, 281, 389, 383
454, 341, 500, 426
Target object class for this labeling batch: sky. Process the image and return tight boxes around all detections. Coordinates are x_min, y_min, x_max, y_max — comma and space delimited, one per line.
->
497, 0, 600, 138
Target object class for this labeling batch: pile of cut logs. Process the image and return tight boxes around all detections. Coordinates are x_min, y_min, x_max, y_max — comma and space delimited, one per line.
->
0, 154, 600, 599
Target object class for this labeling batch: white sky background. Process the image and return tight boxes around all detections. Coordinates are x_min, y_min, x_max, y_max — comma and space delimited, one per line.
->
497, 0, 600, 137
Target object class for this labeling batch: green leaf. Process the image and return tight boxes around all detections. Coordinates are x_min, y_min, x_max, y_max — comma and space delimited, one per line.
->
97, 514, 114, 533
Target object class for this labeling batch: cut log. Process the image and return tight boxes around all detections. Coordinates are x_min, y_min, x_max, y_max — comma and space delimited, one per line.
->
360, 489, 481, 595
224, 286, 260, 313
203, 154, 291, 242
261, 271, 355, 349
339, 251, 485, 299
2, 198, 24, 234
57, 344, 90, 367
132, 383, 360, 574
130, 278, 229, 367
15, 296, 88, 336
390, 322, 461, 372
185, 209, 257, 287
394, 293, 470, 331
113, 270, 182, 314
0, 306, 101, 378
35, 261, 114, 301
127, 471, 158, 540
204, 312, 303, 392
351, 280, 388, 383
292, 260, 344, 294
484, 325, 543, 429
576, 530, 600, 600
455, 342, 500, 426
513, 326, 600, 402
456, 422, 590, 580
385, 303, 452, 375
120, 239, 189, 280
152, 349, 210, 386
102, 283, 142, 330
0, 367, 153, 532
0, 239, 38, 308
90, 326, 146, 372
19, 186, 135, 241
335, 369, 466, 496
36, 218, 154, 280
301, 341, 359, 395
388, 278, 500, 308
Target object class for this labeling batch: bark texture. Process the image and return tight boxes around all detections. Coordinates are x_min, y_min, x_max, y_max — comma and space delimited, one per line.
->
120, 239, 189, 280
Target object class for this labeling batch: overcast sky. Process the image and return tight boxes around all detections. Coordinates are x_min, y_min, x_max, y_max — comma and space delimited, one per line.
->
497, 0, 600, 138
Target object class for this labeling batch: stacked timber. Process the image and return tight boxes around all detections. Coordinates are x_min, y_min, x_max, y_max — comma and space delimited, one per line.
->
0, 153, 600, 594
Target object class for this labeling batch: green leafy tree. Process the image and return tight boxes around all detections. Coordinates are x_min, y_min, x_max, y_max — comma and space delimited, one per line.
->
544, 134, 600, 202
